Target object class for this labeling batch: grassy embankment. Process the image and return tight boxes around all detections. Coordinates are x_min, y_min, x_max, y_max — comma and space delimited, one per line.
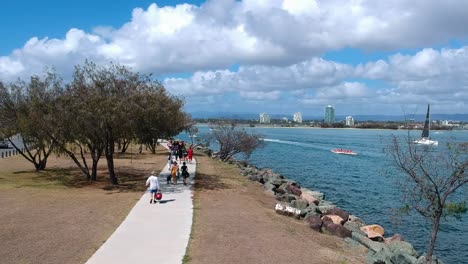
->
0, 145, 167, 264
183, 151, 367, 264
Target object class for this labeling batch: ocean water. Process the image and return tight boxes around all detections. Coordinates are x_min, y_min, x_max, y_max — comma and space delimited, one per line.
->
180, 126, 468, 263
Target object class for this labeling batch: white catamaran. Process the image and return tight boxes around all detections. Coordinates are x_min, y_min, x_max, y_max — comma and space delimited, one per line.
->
413, 104, 438, 146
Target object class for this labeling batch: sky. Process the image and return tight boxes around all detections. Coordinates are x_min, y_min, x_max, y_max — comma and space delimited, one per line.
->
1, 0, 468, 117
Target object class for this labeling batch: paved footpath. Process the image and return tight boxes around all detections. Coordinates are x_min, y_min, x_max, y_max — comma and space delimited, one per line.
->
86, 142, 195, 264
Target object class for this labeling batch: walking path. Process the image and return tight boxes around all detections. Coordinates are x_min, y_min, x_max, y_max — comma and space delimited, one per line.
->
86, 142, 195, 264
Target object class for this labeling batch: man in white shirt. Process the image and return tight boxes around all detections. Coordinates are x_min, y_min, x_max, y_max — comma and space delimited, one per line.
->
146, 171, 160, 204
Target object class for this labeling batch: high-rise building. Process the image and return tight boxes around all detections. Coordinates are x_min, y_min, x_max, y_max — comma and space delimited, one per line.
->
324, 105, 335, 124
345, 116, 355, 127
293, 112, 302, 123
259, 113, 270, 124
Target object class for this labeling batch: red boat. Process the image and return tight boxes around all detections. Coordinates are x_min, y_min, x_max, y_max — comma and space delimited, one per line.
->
331, 148, 357, 155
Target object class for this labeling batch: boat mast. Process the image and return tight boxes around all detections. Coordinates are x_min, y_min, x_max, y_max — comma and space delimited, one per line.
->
421, 104, 430, 138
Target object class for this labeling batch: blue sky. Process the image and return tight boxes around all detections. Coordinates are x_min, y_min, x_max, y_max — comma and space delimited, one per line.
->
1, 0, 468, 116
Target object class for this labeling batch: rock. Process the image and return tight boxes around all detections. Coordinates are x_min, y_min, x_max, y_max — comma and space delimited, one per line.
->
344, 237, 369, 254
322, 220, 352, 238
324, 208, 350, 221
348, 215, 365, 225
275, 193, 297, 203
344, 221, 367, 236
301, 203, 320, 217
300, 189, 320, 205
360, 224, 385, 241
317, 201, 336, 214
290, 199, 309, 210
305, 215, 322, 232
286, 184, 302, 196
248, 173, 261, 182
384, 234, 404, 244
351, 232, 387, 253
322, 215, 345, 225
275, 203, 301, 219
276, 183, 289, 194
270, 178, 285, 188
390, 252, 418, 264
389, 241, 418, 257
416, 255, 444, 264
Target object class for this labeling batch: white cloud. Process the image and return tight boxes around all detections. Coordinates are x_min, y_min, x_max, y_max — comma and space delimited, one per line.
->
2, 1, 468, 81
1, 0, 468, 114
240, 90, 281, 100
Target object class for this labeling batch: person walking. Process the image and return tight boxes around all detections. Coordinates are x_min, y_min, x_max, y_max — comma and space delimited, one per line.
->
187, 146, 193, 163
171, 161, 179, 185
145, 171, 160, 204
181, 162, 189, 185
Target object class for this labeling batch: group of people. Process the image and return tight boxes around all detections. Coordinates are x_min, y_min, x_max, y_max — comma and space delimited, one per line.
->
145, 140, 194, 204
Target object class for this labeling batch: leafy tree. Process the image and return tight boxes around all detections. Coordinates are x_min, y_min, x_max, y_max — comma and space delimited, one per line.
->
208, 121, 263, 162
387, 137, 467, 263
0, 72, 61, 170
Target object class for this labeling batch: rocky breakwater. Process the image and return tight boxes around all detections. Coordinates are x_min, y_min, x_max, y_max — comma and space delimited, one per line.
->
235, 162, 443, 264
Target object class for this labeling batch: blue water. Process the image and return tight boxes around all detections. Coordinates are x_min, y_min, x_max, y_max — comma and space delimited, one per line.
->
180, 126, 468, 263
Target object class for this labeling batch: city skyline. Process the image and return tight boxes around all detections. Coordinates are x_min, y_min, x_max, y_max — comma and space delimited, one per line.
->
1, 1, 468, 115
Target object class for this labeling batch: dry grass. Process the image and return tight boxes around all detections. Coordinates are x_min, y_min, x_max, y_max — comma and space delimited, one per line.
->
185, 152, 366, 264
0, 145, 168, 264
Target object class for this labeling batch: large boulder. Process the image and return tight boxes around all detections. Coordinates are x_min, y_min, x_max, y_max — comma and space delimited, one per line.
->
351, 232, 387, 253
275, 193, 297, 203
305, 215, 323, 232
317, 200, 336, 214
275, 183, 289, 194
300, 189, 320, 205
286, 184, 302, 196
248, 173, 262, 182
322, 215, 345, 225
301, 203, 320, 218
390, 253, 418, 264
275, 203, 301, 219
348, 215, 365, 225
270, 178, 285, 188
290, 198, 309, 210
344, 221, 366, 236
324, 208, 350, 222
384, 234, 404, 244
388, 241, 418, 257
360, 224, 385, 241
322, 220, 352, 238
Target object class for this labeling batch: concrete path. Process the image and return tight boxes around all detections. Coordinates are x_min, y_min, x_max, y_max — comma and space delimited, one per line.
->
86, 143, 195, 264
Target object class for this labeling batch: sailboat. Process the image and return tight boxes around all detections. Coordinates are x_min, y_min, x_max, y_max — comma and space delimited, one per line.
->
413, 104, 438, 146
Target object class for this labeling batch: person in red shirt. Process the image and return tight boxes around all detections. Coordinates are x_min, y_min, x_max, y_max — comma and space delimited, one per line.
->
187, 146, 193, 163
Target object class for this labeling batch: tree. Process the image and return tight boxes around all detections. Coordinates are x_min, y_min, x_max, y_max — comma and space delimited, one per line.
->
0, 72, 61, 170
185, 122, 199, 146
208, 121, 263, 162
387, 137, 467, 263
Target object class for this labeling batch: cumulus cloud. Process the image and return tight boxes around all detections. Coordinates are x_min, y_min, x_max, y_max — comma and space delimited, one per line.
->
1, 0, 467, 114
2, 0, 468, 81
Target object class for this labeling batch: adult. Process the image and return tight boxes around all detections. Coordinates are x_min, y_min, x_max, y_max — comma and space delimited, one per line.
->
145, 171, 160, 204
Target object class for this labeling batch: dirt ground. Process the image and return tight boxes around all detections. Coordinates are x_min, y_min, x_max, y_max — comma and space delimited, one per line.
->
0, 146, 168, 264
186, 153, 366, 264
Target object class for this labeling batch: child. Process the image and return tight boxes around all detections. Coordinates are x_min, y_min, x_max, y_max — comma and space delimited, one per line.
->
145, 171, 160, 204
171, 161, 179, 185
181, 162, 189, 185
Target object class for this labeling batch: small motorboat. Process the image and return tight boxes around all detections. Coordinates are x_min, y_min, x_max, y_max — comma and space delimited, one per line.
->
331, 148, 357, 155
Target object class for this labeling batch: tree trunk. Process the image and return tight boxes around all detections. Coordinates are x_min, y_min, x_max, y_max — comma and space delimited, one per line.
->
426, 212, 442, 263
106, 126, 118, 185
